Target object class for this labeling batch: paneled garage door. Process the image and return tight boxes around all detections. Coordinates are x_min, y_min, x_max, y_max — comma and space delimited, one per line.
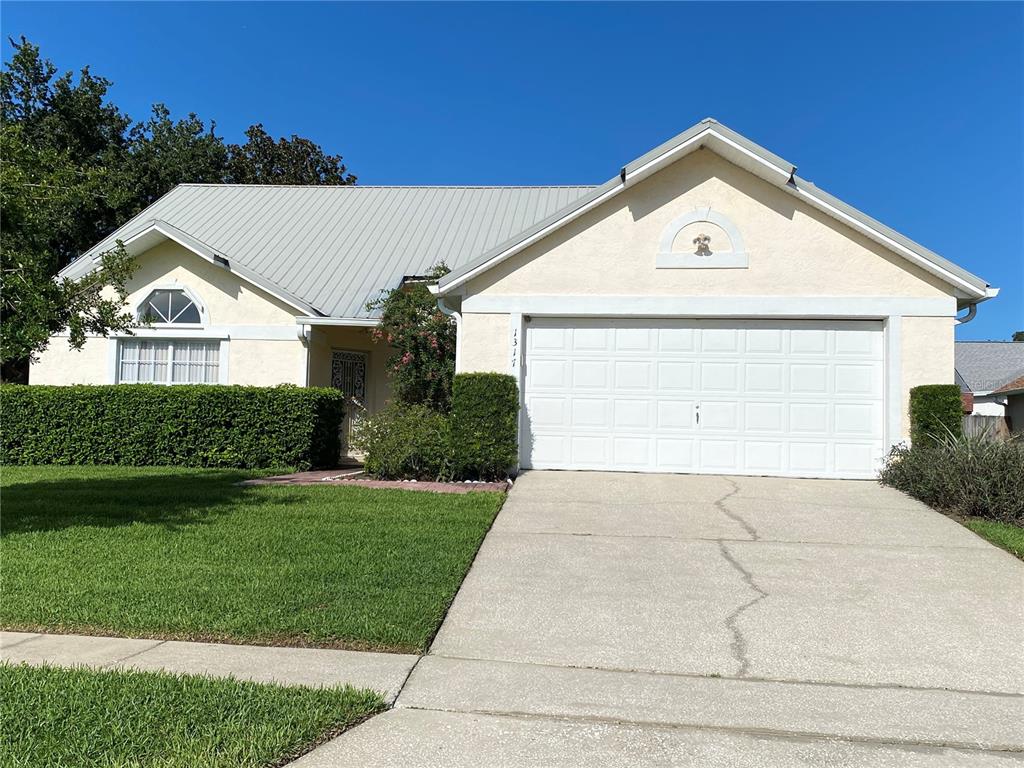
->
522, 318, 885, 479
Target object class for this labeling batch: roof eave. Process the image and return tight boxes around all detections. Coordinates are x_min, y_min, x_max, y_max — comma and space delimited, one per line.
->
61, 219, 323, 318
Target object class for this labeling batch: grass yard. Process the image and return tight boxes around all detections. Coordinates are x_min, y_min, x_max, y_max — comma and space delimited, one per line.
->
0, 662, 384, 768
962, 517, 1024, 560
0, 466, 504, 652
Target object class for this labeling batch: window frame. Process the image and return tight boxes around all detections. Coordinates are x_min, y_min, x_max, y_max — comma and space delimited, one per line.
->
135, 285, 208, 329
116, 338, 226, 386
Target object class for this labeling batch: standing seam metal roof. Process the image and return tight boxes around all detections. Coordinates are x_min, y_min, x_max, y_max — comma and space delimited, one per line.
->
71, 185, 595, 318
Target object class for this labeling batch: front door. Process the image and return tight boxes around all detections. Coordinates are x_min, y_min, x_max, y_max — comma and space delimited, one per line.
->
330, 350, 368, 452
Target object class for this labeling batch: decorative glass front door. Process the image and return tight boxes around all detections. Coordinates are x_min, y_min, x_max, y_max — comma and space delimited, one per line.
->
330, 350, 368, 451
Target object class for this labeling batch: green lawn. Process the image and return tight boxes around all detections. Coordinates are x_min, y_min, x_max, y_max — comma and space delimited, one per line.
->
962, 517, 1024, 560
0, 466, 503, 652
0, 662, 384, 768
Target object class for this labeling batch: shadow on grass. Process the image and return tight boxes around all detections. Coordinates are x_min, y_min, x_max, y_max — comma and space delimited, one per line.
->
0, 468, 288, 534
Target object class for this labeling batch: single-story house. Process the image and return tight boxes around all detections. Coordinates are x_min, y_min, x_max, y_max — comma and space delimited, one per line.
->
955, 341, 1024, 432
34, 119, 999, 479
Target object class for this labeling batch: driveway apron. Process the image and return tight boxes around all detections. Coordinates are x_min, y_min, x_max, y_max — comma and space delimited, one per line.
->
293, 471, 1024, 767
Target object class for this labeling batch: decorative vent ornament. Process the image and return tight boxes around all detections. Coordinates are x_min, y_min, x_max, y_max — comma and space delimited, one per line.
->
657, 207, 748, 269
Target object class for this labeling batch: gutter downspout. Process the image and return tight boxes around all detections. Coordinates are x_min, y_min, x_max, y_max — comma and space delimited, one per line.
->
434, 294, 463, 373
297, 322, 312, 386
955, 303, 978, 325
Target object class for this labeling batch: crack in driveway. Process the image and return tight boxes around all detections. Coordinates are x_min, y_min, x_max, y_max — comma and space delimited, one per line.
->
715, 478, 758, 541
715, 479, 768, 678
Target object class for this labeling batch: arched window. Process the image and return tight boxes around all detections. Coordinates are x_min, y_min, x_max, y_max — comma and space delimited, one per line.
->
138, 289, 202, 324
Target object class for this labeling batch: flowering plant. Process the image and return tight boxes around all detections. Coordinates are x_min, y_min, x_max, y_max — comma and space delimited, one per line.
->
367, 263, 456, 412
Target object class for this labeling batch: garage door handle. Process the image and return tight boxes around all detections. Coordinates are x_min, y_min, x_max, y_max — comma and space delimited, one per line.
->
695, 403, 700, 425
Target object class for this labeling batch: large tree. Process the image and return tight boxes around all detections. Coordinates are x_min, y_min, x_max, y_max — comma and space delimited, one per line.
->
0, 124, 136, 366
226, 124, 356, 186
0, 37, 356, 377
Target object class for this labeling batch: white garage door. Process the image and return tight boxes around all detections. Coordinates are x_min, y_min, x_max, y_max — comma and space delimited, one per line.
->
522, 318, 885, 479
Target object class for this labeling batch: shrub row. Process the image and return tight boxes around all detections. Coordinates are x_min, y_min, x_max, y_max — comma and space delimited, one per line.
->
0, 384, 345, 470
352, 373, 519, 481
879, 431, 1024, 526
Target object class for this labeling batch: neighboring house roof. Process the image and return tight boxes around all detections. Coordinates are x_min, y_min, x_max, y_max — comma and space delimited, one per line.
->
61, 118, 996, 318
437, 118, 995, 302
60, 185, 594, 318
954, 341, 1024, 394
995, 374, 1024, 396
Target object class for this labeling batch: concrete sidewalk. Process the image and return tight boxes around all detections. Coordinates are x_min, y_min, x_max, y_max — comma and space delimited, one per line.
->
293, 471, 1024, 767
0, 631, 417, 702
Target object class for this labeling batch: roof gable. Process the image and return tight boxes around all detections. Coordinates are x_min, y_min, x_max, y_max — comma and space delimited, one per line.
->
437, 119, 994, 302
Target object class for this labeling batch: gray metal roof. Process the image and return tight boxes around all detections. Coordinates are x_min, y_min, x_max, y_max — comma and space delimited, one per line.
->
67, 185, 594, 318
954, 342, 1024, 393
64, 118, 994, 316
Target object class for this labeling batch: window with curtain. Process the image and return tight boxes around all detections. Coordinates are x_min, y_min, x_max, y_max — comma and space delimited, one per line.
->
118, 339, 221, 384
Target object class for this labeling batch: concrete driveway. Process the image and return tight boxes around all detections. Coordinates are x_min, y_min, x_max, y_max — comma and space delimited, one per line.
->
296, 472, 1024, 767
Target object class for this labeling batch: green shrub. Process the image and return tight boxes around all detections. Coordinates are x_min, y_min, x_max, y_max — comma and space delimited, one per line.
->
350, 403, 453, 480
879, 429, 1024, 525
450, 373, 519, 480
0, 384, 344, 470
909, 384, 963, 445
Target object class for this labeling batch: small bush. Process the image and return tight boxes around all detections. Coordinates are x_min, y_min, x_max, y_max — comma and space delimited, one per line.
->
450, 373, 519, 480
879, 428, 1024, 525
909, 384, 963, 446
0, 384, 345, 470
350, 403, 453, 480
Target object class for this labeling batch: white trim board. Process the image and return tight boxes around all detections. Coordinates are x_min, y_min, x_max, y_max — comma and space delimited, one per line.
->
885, 315, 903, 448
60, 325, 302, 342
461, 295, 956, 318
295, 317, 381, 327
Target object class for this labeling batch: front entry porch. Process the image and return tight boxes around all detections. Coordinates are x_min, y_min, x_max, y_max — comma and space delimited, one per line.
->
306, 325, 394, 453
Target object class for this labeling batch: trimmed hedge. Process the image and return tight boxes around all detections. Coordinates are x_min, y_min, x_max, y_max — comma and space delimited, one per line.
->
909, 384, 963, 445
0, 384, 345, 470
350, 403, 453, 480
450, 373, 519, 480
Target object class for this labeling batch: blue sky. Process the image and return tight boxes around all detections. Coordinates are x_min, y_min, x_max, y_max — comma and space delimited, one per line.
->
3, 1, 1021, 339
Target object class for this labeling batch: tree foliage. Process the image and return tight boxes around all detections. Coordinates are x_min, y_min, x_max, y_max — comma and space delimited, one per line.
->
367, 264, 456, 412
226, 124, 356, 186
0, 124, 137, 364
0, 36, 356, 370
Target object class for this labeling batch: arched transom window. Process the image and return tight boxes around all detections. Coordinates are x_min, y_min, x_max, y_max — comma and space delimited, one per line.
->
139, 289, 202, 324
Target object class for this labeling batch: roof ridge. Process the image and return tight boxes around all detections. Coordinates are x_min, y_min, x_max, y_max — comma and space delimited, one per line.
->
174, 183, 598, 190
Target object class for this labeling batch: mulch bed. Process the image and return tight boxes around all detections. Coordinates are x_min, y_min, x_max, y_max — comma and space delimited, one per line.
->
240, 470, 509, 494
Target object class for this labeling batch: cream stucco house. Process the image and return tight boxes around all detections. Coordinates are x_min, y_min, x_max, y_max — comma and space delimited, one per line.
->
35, 119, 998, 479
